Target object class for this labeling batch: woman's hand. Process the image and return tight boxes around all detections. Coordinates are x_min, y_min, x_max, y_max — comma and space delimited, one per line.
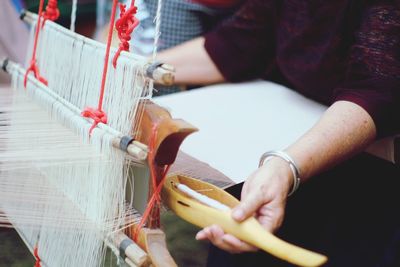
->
195, 157, 293, 253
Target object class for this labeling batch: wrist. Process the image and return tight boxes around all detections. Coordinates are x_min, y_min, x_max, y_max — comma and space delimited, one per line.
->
259, 151, 301, 196
267, 157, 294, 188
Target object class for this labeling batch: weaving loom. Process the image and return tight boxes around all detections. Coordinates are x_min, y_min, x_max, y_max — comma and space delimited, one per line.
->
0, 1, 329, 266
0, 0, 195, 266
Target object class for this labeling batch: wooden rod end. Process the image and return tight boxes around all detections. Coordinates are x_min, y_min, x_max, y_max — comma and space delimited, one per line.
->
1, 58, 9, 73
19, 9, 27, 21
145, 62, 176, 86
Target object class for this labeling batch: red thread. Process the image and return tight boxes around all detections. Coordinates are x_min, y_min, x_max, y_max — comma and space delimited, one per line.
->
112, 0, 139, 68
33, 245, 41, 267
81, 107, 108, 134
133, 124, 171, 241
24, 59, 48, 87
24, 0, 48, 87
81, 0, 119, 135
42, 0, 60, 27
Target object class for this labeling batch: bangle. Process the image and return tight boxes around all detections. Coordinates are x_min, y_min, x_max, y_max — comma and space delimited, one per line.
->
259, 150, 301, 196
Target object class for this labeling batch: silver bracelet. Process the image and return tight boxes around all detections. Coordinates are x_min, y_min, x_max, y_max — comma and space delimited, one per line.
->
259, 150, 301, 196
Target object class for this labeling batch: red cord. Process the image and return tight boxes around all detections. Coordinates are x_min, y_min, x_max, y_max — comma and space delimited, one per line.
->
133, 124, 171, 241
81, 107, 108, 134
24, 59, 48, 87
33, 245, 41, 267
24, 0, 60, 87
82, 0, 119, 135
42, 0, 60, 27
112, 0, 139, 68
24, 0, 48, 87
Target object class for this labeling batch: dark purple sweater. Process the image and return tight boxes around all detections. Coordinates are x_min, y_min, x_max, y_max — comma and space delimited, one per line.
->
204, 0, 400, 137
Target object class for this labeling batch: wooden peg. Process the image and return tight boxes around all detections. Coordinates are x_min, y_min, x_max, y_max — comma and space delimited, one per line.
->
115, 232, 150, 267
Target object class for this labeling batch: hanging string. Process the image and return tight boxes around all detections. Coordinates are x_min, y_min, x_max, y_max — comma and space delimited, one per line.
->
70, 0, 78, 32
24, 0, 47, 87
81, 0, 119, 135
33, 245, 42, 267
112, 0, 139, 68
24, 0, 60, 87
152, 0, 163, 61
133, 124, 171, 241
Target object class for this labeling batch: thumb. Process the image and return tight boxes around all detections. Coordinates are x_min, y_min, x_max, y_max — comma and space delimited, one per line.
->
232, 191, 266, 222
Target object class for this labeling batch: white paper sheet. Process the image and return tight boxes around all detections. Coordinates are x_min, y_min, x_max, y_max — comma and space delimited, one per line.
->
155, 80, 327, 183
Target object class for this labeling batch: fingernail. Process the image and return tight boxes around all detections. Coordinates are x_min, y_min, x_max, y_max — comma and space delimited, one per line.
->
232, 208, 244, 221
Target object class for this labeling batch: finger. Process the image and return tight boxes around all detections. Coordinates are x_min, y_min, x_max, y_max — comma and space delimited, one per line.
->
195, 226, 223, 242
222, 234, 258, 252
208, 224, 225, 241
232, 191, 268, 222
199, 225, 243, 253
195, 229, 207, 240
257, 202, 286, 232
208, 226, 244, 254
257, 213, 280, 233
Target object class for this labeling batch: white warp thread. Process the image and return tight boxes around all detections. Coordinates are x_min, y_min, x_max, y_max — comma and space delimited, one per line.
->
0, 2, 166, 263
70, 0, 78, 32
0, 63, 140, 267
30, 18, 151, 134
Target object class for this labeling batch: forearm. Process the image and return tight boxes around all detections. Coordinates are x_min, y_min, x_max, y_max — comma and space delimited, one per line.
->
285, 100, 377, 183
156, 37, 225, 85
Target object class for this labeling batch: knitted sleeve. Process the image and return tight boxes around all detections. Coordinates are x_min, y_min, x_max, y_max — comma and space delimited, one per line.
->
333, 3, 400, 137
204, 0, 276, 82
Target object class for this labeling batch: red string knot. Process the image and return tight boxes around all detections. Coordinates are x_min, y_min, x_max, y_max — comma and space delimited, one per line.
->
81, 107, 108, 135
24, 59, 48, 88
42, 0, 60, 26
112, 1, 139, 68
